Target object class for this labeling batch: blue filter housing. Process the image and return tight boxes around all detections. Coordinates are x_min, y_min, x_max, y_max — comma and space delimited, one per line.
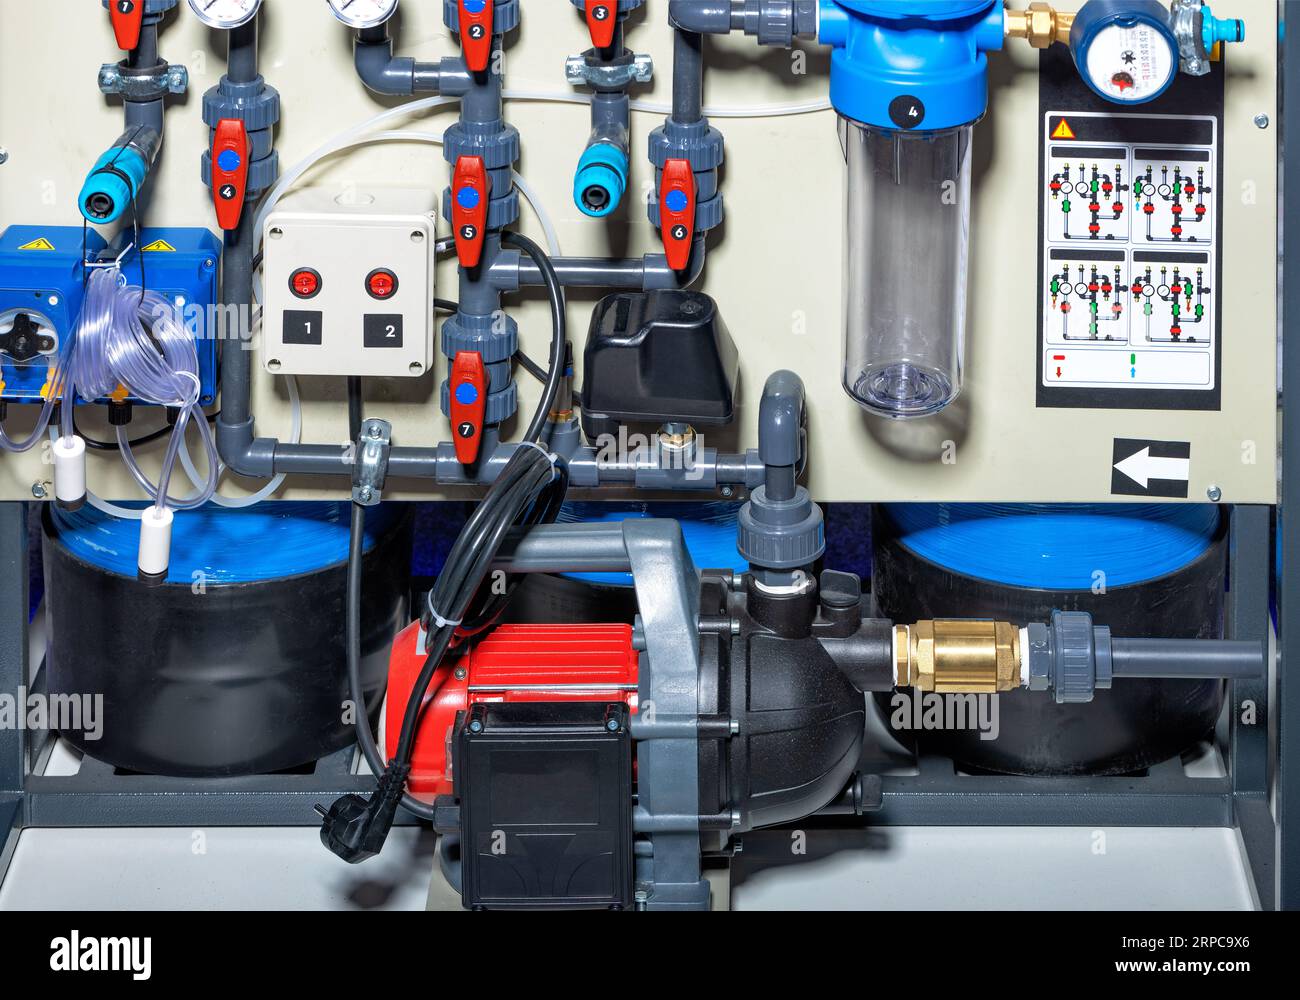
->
100, 228, 223, 408
818, 1, 1005, 130
0, 226, 106, 404
882, 502, 1221, 590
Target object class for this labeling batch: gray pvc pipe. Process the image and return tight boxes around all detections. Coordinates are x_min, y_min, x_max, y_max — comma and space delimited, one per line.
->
672, 30, 705, 124
214, 24, 263, 477
509, 241, 708, 290
668, 0, 736, 34
1110, 638, 1264, 680
492, 522, 634, 574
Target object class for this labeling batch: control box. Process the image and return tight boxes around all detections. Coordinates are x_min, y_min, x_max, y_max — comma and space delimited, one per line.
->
261, 188, 437, 380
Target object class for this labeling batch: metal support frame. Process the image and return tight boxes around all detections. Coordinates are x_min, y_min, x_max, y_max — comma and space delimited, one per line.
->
1279, 0, 1300, 912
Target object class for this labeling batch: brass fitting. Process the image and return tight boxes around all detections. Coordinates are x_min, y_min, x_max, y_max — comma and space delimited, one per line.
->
895, 620, 1022, 693
1005, 3, 1075, 49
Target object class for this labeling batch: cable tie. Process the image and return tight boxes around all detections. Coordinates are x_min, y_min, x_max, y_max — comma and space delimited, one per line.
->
518, 440, 559, 476
425, 595, 463, 631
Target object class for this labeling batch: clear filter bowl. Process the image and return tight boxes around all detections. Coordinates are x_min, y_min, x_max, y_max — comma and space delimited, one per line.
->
841, 119, 972, 419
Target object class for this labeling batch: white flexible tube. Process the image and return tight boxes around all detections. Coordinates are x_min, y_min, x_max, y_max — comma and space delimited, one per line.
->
254, 89, 831, 254
181, 374, 303, 508
504, 90, 833, 119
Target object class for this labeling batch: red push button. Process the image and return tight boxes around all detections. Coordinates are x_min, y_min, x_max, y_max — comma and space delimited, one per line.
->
366, 268, 399, 300
452, 156, 491, 269
458, 0, 494, 73
211, 119, 251, 232
110, 0, 144, 51
659, 159, 697, 273
450, 351, 488, 465
290, 268, 322, 299
586, 0, 617, 48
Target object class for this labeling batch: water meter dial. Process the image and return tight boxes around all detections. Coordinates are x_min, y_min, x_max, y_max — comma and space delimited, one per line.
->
1070, 1, 1180, 105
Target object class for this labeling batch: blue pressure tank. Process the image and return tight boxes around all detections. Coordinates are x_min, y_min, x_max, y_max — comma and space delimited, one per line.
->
42, 503, 412, 777
872, 503, 1227, 775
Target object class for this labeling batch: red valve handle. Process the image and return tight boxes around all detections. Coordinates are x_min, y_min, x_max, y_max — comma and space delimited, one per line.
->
659, 159, 698, 273
211, 119, 251, 232
450, 351, 489, 465
585, 0, 618, 49
110, 0, 144, 51
452, 156, 491, 269
458, 0, 494, 73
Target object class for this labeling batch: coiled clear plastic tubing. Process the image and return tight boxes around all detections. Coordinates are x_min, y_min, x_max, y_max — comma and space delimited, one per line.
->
68, 268, 218, 514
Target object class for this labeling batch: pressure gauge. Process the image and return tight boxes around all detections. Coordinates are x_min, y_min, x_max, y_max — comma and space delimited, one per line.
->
1070, 1, 1179, 105
187, 0, 263, 30
328, 0, 400, 29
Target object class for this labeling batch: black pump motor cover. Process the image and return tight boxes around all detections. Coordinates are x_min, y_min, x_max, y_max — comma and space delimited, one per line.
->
581, 290, 739, 443
455, 701, 634, 911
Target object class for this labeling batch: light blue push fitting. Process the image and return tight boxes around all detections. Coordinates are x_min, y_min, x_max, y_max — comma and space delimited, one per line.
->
574, 142, 628, 218
78, 128, 161, 225
1201, 4, 1244, 50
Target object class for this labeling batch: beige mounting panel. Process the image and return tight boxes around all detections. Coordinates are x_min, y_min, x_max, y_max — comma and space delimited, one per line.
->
0, 0, 1277, 503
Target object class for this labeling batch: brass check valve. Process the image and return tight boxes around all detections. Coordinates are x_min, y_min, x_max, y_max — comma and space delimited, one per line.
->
894, 620, 1022, 694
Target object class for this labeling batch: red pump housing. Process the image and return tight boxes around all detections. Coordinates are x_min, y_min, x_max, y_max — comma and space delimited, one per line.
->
385, 621, 639, 797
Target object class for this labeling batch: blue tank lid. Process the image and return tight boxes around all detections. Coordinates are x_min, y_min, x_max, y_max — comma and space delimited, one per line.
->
49, 502, 401, 585
558, 502, 746, 587
883, 503, 1220, 590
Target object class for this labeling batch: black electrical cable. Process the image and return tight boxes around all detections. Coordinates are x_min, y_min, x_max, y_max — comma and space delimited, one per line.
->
346, 376, 363, 441
513, 349, 549, 384
72, 409, 221, 452
321, 234, 574, 862
502, 231, 567, 444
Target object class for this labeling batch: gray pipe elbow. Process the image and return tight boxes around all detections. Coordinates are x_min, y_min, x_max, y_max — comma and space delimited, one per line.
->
758, 370, 806, 469
216, 418, 276, 479
354, 38, 419, 96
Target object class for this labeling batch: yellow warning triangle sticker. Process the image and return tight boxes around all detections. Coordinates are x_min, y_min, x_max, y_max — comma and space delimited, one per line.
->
1051, 119, 1076, 140
17, 237, 56, 251
142, 239, 177, 253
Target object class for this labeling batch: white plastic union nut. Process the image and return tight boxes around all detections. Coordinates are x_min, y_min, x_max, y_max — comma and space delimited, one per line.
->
137, 506, 175, 579
53, 436, 87, 505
